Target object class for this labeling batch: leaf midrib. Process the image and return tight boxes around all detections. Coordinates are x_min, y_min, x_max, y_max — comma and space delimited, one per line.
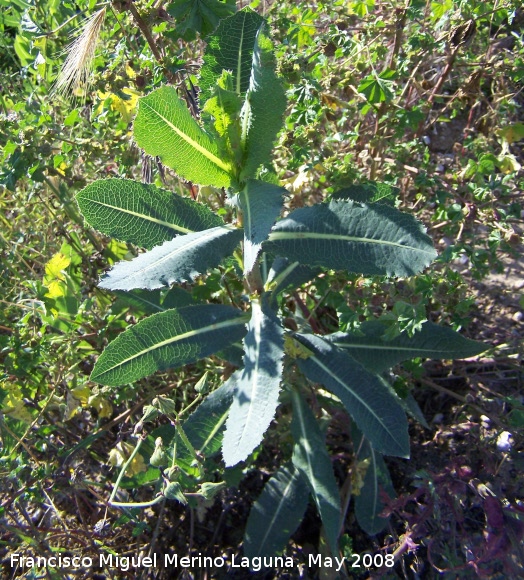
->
268, 230, 435, 254
258, 470, 299, 555
81, 198, 192, 234
236, 14, 246, 95
309, 353, 402, 451
333, 341, 475, 355
234, 302, 263, 449
241, 189, 252, 244
93, 315, 247, 380
200, 409, 229, 455
368, 448, 380, 519
293, 393, 317, 491
140, 100, 232, 175
108, 227, 235, 282
266, 260, 300, 291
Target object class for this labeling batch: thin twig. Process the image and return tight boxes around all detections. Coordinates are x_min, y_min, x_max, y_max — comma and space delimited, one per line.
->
0, 417, 42, 465
292, 290, 323, 334
126, 3, 165, 70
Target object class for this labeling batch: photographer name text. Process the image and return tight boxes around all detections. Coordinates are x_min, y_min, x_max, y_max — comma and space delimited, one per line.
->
11, 552, 395, 572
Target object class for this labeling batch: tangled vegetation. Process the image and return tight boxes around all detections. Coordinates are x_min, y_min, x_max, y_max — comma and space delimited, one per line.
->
1, 0, 523, 578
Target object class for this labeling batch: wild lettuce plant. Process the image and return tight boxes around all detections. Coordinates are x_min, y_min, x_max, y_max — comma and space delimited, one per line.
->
76, 8, 486, 558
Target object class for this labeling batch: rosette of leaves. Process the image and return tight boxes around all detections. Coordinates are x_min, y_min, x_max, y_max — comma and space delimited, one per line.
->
75, 8, 487, 560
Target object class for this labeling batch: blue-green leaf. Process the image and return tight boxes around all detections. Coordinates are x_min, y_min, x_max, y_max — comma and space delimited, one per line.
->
113, 287, 197, 314
327, 320, 487, 373
265, 256, 321, 298
265, 200, 437, 278
353, 428, 396, 535
183, 377, 238, 457
294, 333, 409, 458
331, 182, 398, 207
237, 179, 285, 273
99, 226, 242, 291
291, 389, 341, 552
91, 304, 248, 386
76, 179, 222, 249
244, 464, 309, 560
222, 295, 284, 466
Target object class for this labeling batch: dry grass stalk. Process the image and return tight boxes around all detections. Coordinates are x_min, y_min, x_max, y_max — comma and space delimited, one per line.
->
52, 7, 106, 98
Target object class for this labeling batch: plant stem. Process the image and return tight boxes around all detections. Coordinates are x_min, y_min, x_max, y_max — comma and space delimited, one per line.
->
126, 2, 164, 65
292, 291, 323, 334
0, 417, 41, 465
110, 496, 165, 508
108, 434, 145, 505
370, 0, 409, 179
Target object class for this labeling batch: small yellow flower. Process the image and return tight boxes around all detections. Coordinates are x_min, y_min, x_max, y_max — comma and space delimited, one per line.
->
108, 441, 147, 476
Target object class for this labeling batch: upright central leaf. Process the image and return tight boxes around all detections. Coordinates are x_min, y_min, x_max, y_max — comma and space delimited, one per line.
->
166, 0, 236, 41
199, 9, 264, 102
222, 295, 284, 466
203, 71, 243, 165
239, 25, 287, 180
134, 86, 232, 188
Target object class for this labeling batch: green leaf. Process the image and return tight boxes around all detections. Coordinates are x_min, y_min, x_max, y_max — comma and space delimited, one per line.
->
497, 122, 524, 146
265, 257, 321, 298
239, 25, 287, 181
353, 428, 395, 535
99, 226, 243, 291
217, 342, 245, 367
294, 333, 409, 458
265, 200, 437, 278
183, 377, 237, 457
222, 295, 284, 466
358, 70, 396, 104
203, 72, 243, 137
14, 33, 34, 67
351, 0, 375, 17
374, 373, 429, 428
166, 0, 235, 41
113, 287, 197, 314
290, 389, 341, 552
331, 182, 398, 207
244, 464, 309, 559
327, 320, 487, 373
202, 70, 243, 163
431, 0, 453, 21
91, 304, 248, 386
403, 391, 429, 428
237, 179, 285, 273
76, 179, 223, 249
134, 86, 233, 187
199, 9, 264, 103
477, 153, 497, 175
